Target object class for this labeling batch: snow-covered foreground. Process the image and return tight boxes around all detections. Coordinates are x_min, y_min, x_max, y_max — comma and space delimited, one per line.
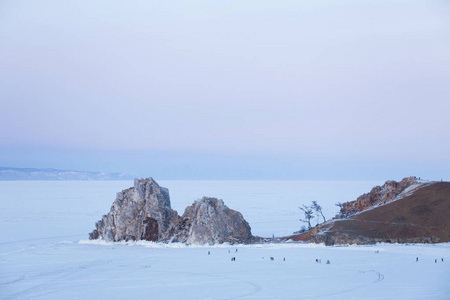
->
2, 240, 449, 299
1, 181, 449, 299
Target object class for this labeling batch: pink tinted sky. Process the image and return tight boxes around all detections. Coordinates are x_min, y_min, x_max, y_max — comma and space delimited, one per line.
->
1, 0, 449, 179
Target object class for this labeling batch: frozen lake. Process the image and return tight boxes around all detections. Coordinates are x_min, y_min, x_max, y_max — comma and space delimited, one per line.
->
1, 180, 449, 299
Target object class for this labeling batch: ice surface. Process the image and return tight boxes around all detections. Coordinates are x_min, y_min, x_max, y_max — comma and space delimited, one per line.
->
0, 181, 449, 299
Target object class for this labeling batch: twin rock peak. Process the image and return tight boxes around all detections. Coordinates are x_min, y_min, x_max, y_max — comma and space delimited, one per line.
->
89, 178, 253, 245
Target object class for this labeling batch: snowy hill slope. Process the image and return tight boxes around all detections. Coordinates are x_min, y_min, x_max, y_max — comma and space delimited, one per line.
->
290, 180, 450, 245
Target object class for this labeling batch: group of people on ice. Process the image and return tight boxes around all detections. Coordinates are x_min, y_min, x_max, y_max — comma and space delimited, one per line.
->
315, 258, 330, 264
415, 257, 444, 263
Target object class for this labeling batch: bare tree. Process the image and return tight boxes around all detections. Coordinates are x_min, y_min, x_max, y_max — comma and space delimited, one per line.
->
311, 201, 326, 223
335, 202, 350, 218
299, 204, 314, 230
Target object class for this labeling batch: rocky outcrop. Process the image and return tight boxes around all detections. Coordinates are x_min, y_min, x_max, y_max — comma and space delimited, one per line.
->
169, 197, 253, 244
89, 178, 253, 244
337, 177, 420, 218
89, 178, 180, 242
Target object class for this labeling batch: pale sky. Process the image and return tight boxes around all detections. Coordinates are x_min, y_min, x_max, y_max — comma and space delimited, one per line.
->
1, 0, 449, 179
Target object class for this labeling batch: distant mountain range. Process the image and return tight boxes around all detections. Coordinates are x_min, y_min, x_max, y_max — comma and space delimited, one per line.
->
0, 167, 135, 181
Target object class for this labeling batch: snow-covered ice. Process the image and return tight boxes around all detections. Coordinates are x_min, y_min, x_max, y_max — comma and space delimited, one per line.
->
1, 180, 449, 299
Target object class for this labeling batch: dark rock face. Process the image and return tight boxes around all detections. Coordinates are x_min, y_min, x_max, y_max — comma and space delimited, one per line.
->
89, 178, 180, 242
89, 179, 253, 244
337, 177, 420, 218
142, 217, 159, 242
169, 197, 253, 244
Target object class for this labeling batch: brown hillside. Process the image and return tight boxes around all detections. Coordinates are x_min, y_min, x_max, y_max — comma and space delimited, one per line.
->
289, 182, 450, 245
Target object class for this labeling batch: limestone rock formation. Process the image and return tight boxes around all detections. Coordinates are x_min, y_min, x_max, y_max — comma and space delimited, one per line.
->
337, 177, 420, 218
89, 178, 253, 244
89, 178, 180, 242
169, 197, 253, 244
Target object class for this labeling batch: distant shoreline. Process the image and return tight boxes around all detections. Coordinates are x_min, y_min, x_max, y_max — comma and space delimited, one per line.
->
0, 167, 135, 181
